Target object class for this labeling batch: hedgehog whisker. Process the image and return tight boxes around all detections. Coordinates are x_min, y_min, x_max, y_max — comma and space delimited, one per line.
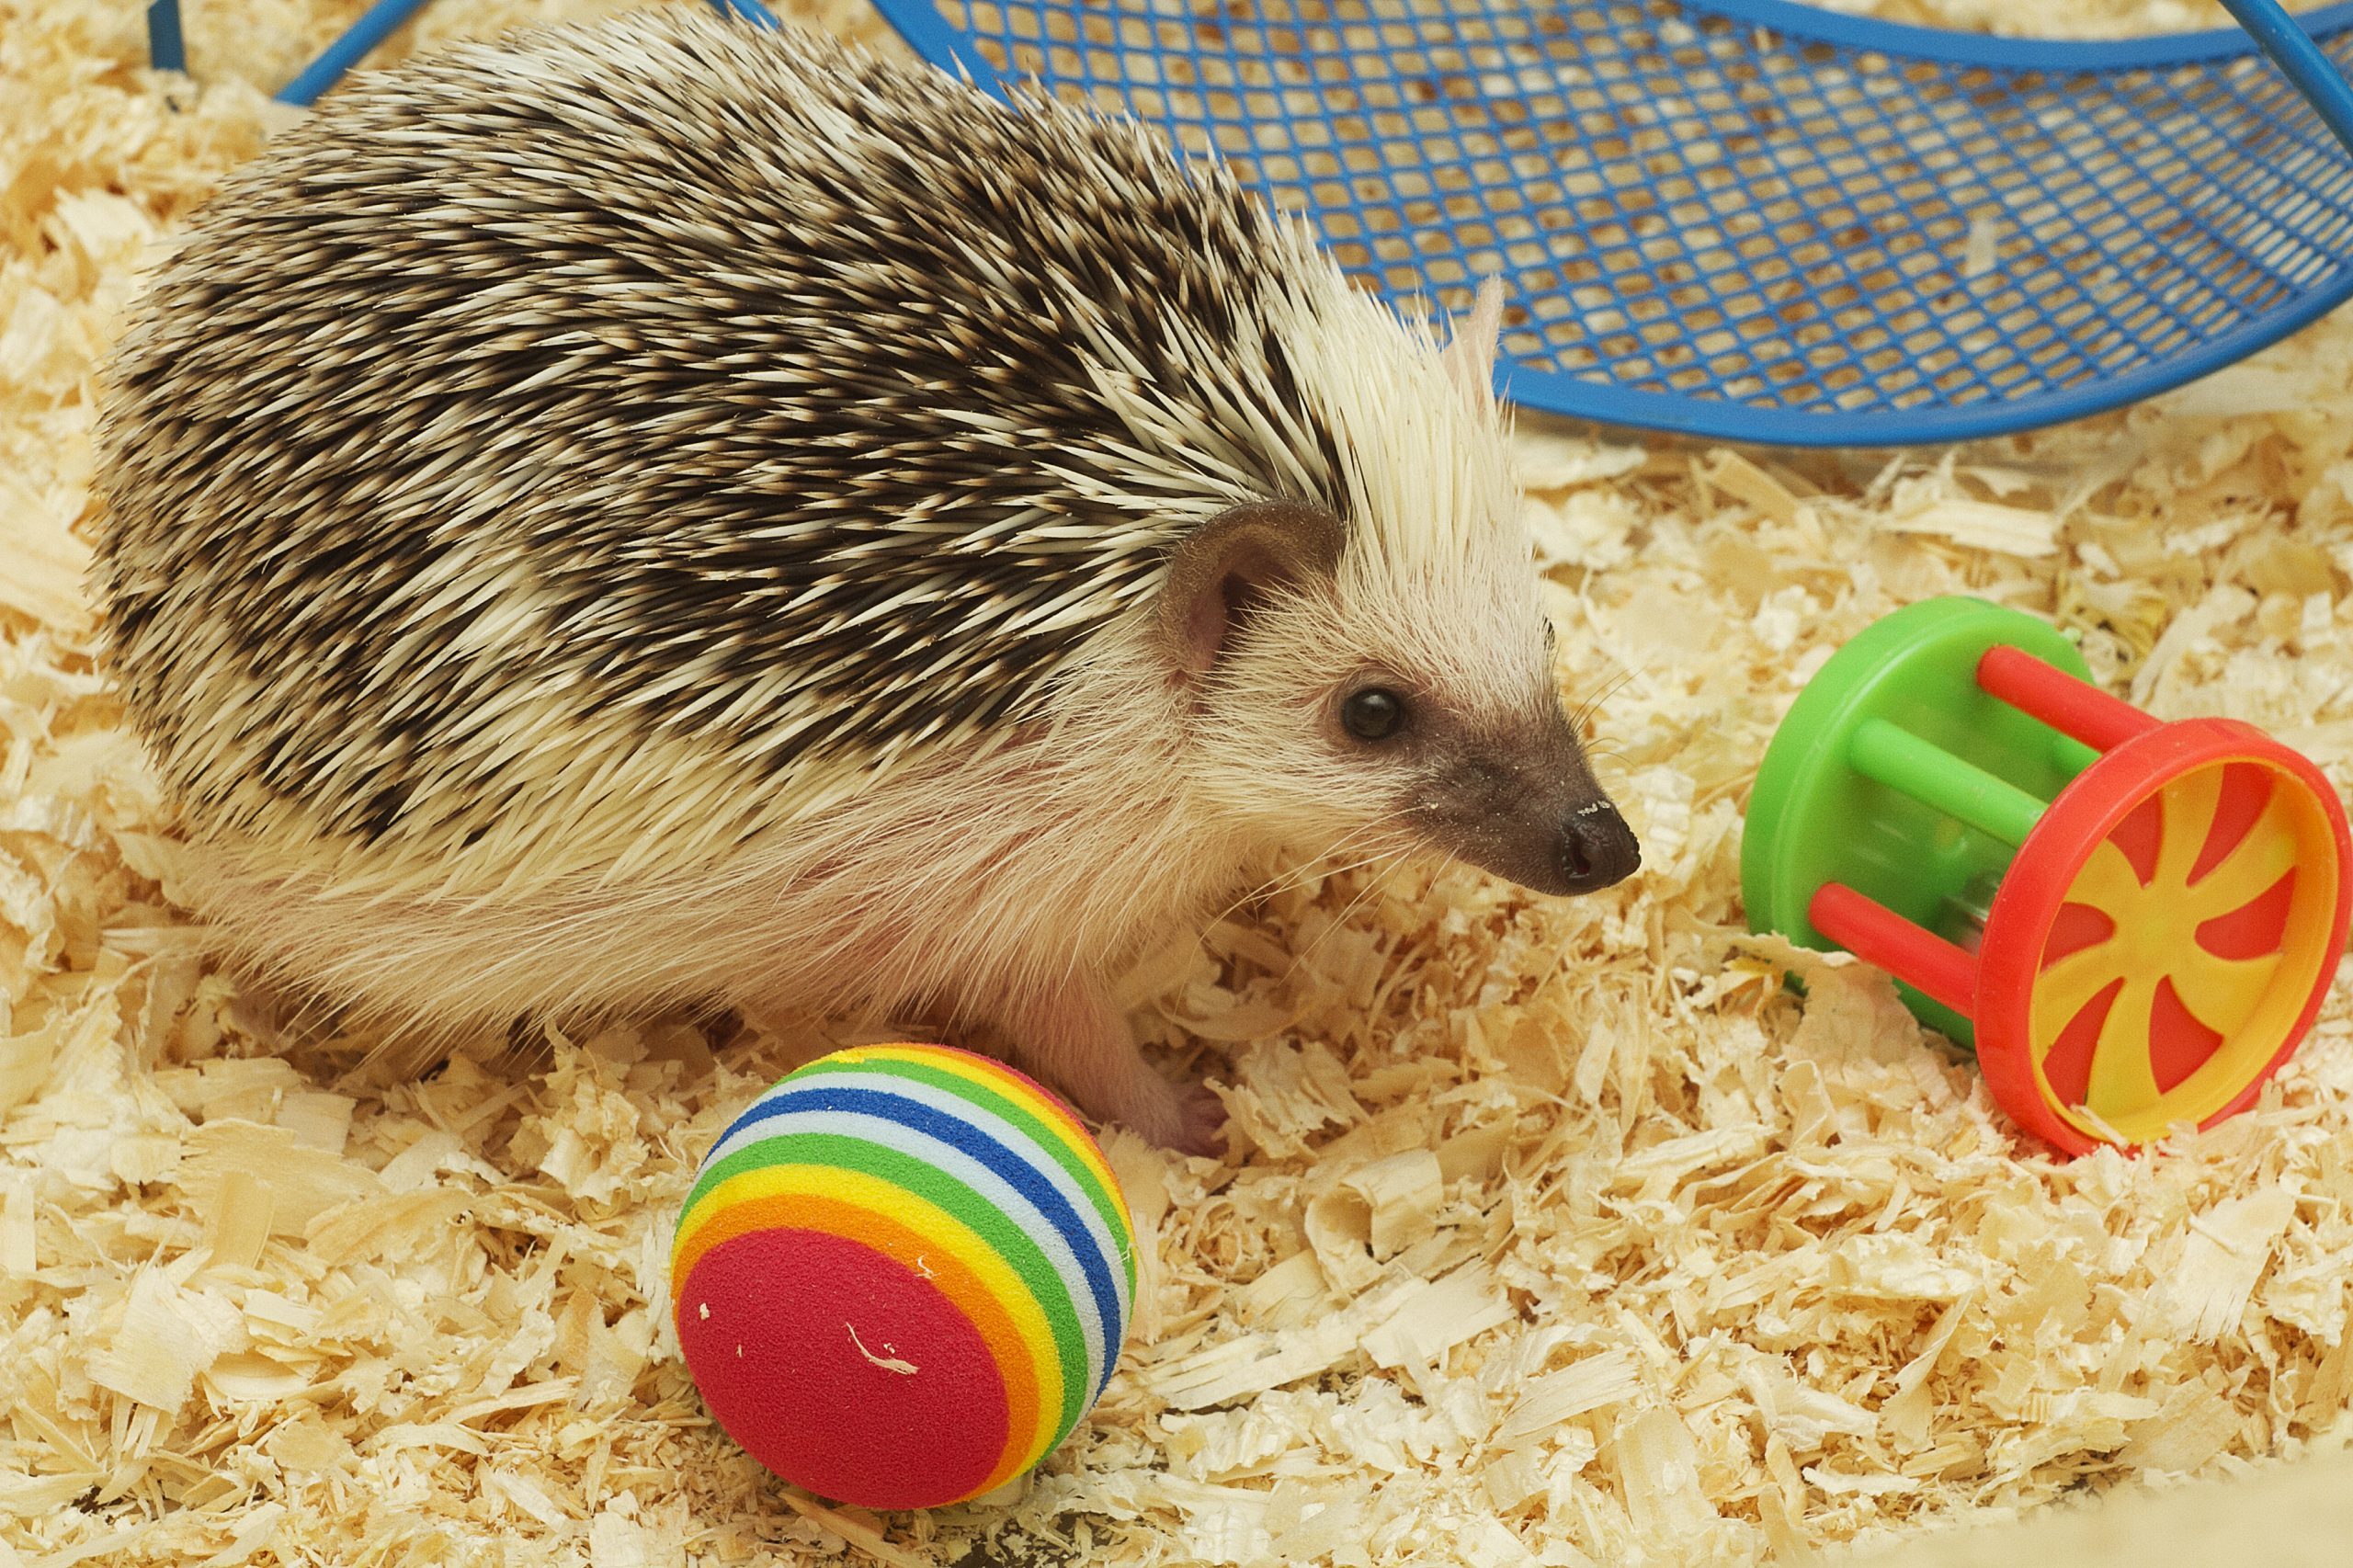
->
1212, 806, 1427, 928
1285, 831, 1438, 973
1567, 660, 1648, 733
1252, 845, 1411, 926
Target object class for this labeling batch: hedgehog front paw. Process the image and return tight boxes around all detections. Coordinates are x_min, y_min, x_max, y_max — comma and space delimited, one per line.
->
1172, 1082, 1228, 1159
1097, 1072, 1226, 1158
985, 972, 1226, 1157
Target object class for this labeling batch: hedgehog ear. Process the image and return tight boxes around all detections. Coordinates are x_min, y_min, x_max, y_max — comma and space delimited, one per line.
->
1159, 500, 1346, 680
1440, 276, 1506, 406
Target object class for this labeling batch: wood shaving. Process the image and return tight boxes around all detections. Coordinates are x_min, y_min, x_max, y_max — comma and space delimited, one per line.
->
6, 0, 2353, 1563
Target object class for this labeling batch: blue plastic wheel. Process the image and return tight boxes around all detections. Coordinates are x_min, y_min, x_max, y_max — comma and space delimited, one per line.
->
857, 0, 2353, 446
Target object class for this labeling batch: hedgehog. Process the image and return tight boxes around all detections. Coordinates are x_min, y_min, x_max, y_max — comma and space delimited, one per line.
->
92, 6, 1640, 1154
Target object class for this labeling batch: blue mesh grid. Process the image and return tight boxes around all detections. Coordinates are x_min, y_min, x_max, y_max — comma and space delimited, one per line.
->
864, 0, 2353, 444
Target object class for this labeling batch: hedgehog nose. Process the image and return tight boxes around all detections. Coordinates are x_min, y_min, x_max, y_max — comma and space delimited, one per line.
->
1559, 801, 1641, 893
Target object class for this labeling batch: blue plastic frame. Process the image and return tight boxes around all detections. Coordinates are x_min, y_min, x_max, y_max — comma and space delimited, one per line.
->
277, 0, 438, 105
1687, 0, 2353, 69
146, 0, 187, 74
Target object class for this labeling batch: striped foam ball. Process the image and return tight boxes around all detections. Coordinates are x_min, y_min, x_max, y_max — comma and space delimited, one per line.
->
669, 1043, 1137, 1509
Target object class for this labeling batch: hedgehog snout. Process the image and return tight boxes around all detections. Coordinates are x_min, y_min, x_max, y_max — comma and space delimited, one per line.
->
1558, 797, 1642, 894
1395, 701, 1642, 899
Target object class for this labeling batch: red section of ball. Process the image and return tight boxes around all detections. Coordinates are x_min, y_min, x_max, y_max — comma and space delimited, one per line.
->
676, 1227, 1010, 1509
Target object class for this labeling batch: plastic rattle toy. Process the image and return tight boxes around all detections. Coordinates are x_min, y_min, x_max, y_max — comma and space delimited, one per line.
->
1745, 597, 2350, 1154
670, 1043, 1135, 1509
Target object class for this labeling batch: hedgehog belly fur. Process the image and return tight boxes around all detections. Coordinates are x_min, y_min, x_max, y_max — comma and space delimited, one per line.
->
177, 626, 1250, 1062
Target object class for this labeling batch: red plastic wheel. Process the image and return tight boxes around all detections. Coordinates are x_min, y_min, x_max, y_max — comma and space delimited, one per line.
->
1974, 719, 2351, 1154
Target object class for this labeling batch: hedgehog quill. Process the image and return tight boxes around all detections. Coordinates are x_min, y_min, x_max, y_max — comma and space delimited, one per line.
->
93, 9, 1638, 1154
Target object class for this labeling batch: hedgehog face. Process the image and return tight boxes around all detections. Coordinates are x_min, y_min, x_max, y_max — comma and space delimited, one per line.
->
1146, 270, 1642, 896
1163, 502, 1639, 900
1349, 668, 1643, 898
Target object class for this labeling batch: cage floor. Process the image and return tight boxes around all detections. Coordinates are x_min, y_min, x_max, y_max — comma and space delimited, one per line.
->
4, 0, 2352, 1563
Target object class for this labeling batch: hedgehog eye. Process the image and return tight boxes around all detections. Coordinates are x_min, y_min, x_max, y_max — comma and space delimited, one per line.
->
1341, 687, 1406, 743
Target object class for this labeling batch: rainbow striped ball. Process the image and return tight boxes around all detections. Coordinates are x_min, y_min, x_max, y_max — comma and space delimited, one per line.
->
670, 1044, 1136, 1509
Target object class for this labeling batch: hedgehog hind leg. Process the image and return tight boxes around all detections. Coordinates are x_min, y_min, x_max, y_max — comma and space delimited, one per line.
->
173, 845, 653, 1082
986, 971, 1225, 1157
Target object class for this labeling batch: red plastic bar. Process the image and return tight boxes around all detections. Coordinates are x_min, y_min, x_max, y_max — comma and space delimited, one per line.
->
1975, 644, 2161, 755
1808, 882, 1979, 1017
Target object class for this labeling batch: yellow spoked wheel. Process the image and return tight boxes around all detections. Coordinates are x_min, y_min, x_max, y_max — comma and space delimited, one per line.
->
1977, 721, 2351, 1153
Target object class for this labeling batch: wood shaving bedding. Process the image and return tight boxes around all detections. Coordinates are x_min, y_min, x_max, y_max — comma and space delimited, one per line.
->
3, 0, 2351, 1562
